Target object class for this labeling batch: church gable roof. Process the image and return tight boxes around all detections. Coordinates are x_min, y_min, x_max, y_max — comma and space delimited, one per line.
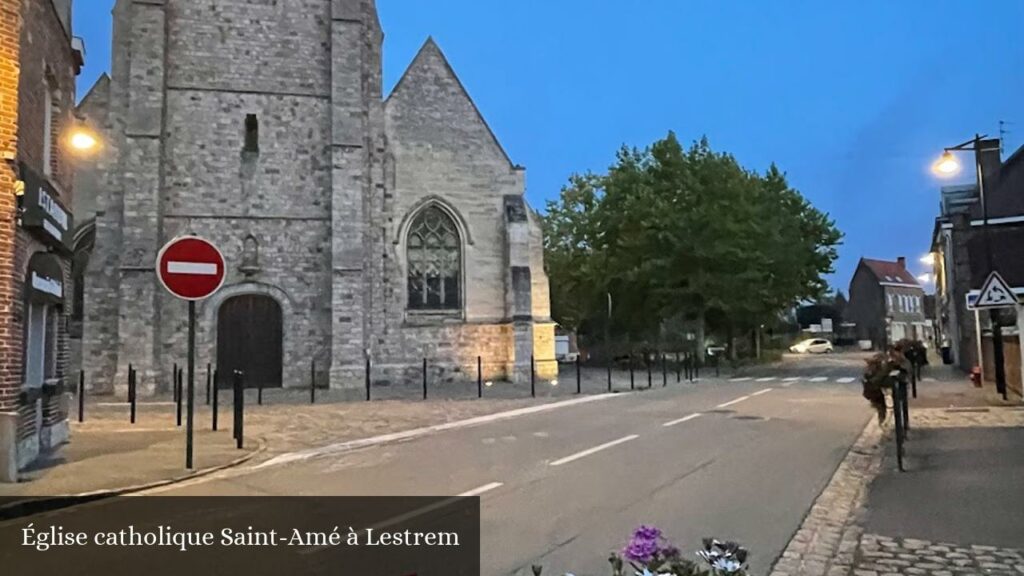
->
386, 37, 517, 169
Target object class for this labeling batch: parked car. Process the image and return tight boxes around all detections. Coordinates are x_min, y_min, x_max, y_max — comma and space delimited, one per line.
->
789, 338, 834, 354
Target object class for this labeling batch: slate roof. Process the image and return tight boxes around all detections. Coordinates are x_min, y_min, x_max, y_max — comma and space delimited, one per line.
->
860, 258, 921, 288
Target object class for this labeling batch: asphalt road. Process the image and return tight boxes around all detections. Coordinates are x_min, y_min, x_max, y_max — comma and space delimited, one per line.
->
13, 354, 874, 575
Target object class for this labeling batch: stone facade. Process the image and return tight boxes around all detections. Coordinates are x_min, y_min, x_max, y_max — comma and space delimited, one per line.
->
0, 0, 84, 481
78, 0, 556, 395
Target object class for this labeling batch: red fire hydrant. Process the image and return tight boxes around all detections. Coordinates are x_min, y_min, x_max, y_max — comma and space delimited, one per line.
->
970, 366, 982, 388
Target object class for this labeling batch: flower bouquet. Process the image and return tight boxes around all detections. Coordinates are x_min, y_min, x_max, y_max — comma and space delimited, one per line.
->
532, 525, 749, 576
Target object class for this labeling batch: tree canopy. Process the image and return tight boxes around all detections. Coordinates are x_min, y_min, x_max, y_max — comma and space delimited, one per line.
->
542, 133, 842, 353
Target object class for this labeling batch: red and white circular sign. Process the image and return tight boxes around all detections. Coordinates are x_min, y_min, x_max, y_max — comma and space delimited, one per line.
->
156, 236, 226, 301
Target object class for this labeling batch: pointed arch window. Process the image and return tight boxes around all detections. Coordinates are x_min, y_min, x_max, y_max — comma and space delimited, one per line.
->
407, 206, 461, 310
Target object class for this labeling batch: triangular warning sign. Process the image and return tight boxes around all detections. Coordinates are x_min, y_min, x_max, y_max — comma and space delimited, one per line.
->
973, 271, 1019, 309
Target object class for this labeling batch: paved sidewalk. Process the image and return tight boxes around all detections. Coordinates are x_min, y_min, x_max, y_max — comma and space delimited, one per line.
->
0, 425, 258, 500
769, 378, 1024, 576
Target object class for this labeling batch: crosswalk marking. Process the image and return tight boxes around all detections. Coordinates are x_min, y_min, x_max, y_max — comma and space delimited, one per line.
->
809, 377, 828, 382
836, 377, 856, 384
755, 377, 777, 382
730, 377, 753, 382
784, 377, 801, 382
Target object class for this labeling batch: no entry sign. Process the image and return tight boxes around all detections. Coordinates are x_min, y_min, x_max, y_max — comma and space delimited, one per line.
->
157, 236, 226, 301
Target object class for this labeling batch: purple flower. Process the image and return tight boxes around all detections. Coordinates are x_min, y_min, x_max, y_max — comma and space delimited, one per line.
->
623, 525, 663, 564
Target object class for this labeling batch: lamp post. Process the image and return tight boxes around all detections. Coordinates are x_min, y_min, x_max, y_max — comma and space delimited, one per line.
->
933, 135, 1008, 400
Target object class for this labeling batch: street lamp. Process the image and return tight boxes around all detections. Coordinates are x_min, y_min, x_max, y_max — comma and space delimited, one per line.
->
919, 253, 935, 265
934, 134, 1008, 399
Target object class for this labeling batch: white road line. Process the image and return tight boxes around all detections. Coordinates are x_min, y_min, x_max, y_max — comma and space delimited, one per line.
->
809, 377, 828, 382
255, 393, 625, 470
751, 388, 774, 397
755, 377, 777, 382
301, 483, 502, 556
167, 261, 218, 275
459, 481, 504, 497
550, 435, 639, 467
836, 377, 856, 384
730, 377, 753, 382
717, 395, 751, 408
663, 413, 703, 427
784, 377, 801, 382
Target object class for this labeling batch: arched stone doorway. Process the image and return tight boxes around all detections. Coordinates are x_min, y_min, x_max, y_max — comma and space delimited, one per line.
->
217, 295, 283, 388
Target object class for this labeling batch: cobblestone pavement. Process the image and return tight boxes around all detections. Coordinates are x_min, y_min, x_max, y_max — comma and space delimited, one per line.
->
854, 534, 1024, 575
769, 406, 1024, 576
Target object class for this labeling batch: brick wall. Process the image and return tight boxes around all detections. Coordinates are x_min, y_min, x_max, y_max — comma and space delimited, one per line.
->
0, 0, 23, 414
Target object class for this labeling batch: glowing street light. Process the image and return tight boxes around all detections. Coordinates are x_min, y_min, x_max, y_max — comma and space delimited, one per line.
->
68, 127, 99, 153
920, 253, 935, 265
932, 150, 961, 176
917, 273, 932, 284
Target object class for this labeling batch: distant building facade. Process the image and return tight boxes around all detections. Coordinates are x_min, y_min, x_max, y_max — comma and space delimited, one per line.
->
75, 0, 555, 395
0, 0, 84, 481
931, 140, 1024, 396
846, 257, 930, 350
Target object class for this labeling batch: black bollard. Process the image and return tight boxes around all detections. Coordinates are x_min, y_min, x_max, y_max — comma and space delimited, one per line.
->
310, 360, 316, 404
233, 370, 244, 449
366, 357, 372, 402
662, 353, 667, 387
422, 358, 428, 400
606, 363, 611, 393
630, 358, 635, 391
647, 357, 652, 389
257, 377, 263, 406
911, 361, 918, 399
129, 367, 136, 424
212, 368, 219, 431
530, 355, 536, 398
575, 355, 581, 395
676, 352, 681, 382
477, 356, 483, 399
176, 368, 183, 427
78, 370, 85, 423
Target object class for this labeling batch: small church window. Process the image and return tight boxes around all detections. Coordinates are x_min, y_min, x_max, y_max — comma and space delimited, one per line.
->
407, 206, 461, 311
244, 114, 259, 153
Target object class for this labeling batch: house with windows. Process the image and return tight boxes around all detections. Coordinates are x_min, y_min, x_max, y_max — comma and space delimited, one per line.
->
0, 0, 86, 481
73, 0, 555, 395
846, 257, 930, 350
930, 139, 1024, 396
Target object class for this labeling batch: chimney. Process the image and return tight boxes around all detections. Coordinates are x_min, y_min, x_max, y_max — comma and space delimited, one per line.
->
897, 256, 906, 269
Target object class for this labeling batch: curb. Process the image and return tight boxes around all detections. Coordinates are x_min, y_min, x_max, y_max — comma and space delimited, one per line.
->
0, 437, 267, 522
767, 416, 888, 576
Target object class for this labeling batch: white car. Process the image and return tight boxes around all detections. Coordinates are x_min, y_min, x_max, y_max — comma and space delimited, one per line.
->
789, 338, 834, 354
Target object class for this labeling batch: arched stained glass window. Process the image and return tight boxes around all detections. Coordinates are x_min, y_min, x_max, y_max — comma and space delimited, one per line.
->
407, 206, 461, 310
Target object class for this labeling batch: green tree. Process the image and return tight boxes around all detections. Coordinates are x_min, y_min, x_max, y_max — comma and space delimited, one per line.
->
542, 133, 842, 359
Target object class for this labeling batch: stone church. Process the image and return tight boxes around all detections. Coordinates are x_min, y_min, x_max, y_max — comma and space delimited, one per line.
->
76, 0, 555, 393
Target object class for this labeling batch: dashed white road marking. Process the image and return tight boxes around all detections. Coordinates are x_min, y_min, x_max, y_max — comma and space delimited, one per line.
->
836, 377, 857, 384
730, 377, 753, 382
717, 395, 751, 408
550, 435, 639, 467
751, 388, 774, 397
809, 377, 829, 382
459, 481, 504, 497
254, 392, 624, 470
756, 377, 777, 382
663, 413, 703, 427
301, 482, 502, 555
784, 377, 801, 382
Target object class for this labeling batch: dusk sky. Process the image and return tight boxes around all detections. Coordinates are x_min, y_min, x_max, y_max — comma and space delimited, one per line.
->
73, 1, 1024, 294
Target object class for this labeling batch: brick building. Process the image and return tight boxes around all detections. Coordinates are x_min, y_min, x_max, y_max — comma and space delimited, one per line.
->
846, 257, 931, 350
0, 0, 85, 481
75, 0, 555, 396
931, 140, 1024, 397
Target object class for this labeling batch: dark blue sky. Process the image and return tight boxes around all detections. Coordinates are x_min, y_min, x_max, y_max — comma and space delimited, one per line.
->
74, 1, 1023, 292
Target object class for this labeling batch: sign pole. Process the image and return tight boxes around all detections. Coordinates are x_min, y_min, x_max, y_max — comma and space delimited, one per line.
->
186, 300, 196, 469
